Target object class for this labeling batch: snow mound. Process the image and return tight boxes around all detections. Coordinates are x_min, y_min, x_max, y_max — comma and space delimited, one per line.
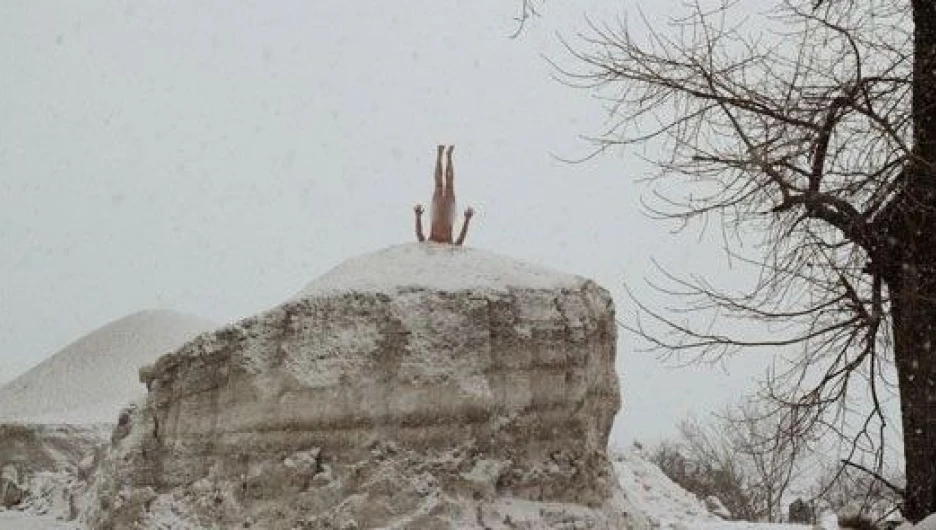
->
0, 310, 214, 424
611, 447, 817, 530
612, 447, 721, 528
298, 242, 584, 296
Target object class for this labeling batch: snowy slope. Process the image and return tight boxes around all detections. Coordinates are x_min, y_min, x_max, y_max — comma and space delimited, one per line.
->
298, 242, 584, 296
612, 447, 721, 527
0, 310, 214, 424
613, 447, 818, 530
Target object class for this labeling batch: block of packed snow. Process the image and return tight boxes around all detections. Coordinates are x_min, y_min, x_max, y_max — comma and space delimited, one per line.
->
82, 244, 645, 529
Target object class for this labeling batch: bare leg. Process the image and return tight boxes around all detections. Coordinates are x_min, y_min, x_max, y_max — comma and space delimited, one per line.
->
455, 207, 475, 246
434, 145, 457, 243
445, 145, 455, 195
435, 145, 445, 195
429, 145, 448, 242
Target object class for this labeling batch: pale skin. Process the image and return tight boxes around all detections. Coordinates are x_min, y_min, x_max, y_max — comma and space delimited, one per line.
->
414, 145, 475, 245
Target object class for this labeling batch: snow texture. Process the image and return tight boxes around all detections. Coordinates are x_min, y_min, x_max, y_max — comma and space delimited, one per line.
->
298, 242, 584, 297
0, 310, 214, 424
609, 446, 841, 529
0, 511, 76, 529
0, 424, 108, 528
612, 447, 722, 528
3, 445, 827, 530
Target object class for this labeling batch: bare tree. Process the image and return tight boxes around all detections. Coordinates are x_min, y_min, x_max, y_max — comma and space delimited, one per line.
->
811, 460, 904, 527
652, 429, 756, 521
533, 0, 936, 521
652, 402, 803, 522
511, 0, 544, 38
729, 403, 805, 522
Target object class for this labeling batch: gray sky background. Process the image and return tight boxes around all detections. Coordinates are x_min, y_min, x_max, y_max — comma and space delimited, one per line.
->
1, 0, 777, 447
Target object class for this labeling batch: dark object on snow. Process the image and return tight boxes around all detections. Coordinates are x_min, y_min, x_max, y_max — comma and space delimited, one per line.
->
789, 498, 815, 524
0, 468, 25, 508
838, 514, 878, 530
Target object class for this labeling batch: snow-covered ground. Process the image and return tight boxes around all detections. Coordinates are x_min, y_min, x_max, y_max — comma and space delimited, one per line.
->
0, 446, 844, 530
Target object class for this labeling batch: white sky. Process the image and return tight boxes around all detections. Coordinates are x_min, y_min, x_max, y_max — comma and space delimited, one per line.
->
0, 0, 777, 447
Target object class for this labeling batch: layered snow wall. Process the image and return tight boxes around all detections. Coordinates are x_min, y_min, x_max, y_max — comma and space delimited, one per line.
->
83, 243, 646, 529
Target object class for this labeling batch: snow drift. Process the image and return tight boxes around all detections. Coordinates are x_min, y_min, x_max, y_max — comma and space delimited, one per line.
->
0, 310, 215, 424
83, 243, 647, 529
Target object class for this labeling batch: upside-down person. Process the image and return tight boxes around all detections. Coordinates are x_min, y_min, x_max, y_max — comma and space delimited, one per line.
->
414, 145, 475, 245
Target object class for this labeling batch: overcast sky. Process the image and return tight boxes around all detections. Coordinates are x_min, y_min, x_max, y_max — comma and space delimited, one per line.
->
1, 0, 778, 447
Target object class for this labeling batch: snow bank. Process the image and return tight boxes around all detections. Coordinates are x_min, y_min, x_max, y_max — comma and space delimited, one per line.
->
0, 310, 214, 424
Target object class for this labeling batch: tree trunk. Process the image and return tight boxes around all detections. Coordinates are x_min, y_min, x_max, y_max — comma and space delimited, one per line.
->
889, 270, 936, 522
892, 1, 936, 521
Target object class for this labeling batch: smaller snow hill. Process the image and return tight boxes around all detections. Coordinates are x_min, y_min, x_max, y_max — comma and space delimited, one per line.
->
613, 447, 721, 527
0, 310, 215, 424
613, 447, 816, 530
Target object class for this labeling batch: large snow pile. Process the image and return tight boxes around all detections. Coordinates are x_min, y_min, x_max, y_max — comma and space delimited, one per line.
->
82, 243, 644, 529
0, 310, 214, 424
